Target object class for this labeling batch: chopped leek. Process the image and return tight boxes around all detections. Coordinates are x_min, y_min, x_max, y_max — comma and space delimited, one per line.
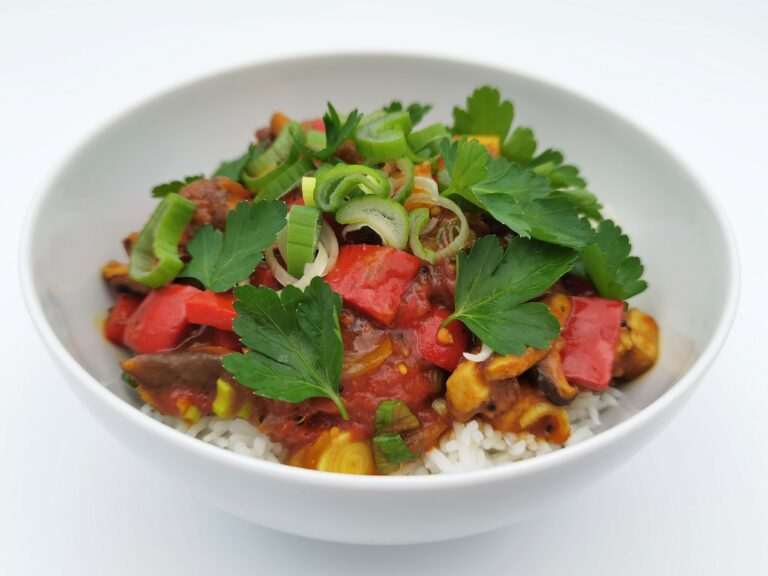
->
408, 207, 436, 264
375, 400, 420, 434
407, 123, 450, 158
372, 433, 417, 463
128, 192, 197, 288
301, 176, 317, 207
313, 164, 391, 212
335, 196, 409, 250
286, 205, 321, 277
245, 156, 315, 200
246, 122, 303, 178
354, 110, 413, 161
391, 157, 414, 203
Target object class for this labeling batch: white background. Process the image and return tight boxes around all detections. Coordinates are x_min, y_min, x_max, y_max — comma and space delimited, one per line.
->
1, 0, 766, 574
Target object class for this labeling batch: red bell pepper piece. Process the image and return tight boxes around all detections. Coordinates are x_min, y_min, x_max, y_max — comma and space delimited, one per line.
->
414, 308, 469, 371
250, 263, 282, 290
325, 245, 421, 325
560, 296, 624, 390
104, 294, 143, 347
210, 328, 242, 351
185, 290, 237, 331
123, 284, 201, 354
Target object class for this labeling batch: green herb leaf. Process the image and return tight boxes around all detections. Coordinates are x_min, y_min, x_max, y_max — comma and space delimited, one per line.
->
475, 182, 594, 249
527, 148, 603, 220
313, 103, 361, 161
581, 219, 647, 300
179, 200, 287, 292
439, 137, 488, 206
150, 175, 204, 198
384, 101, 433, 125
452, 86, 515, 140
502, 126, 537, 164
448, 235, 577, 355
222, 277, 348, 418
213, 142, 268, 181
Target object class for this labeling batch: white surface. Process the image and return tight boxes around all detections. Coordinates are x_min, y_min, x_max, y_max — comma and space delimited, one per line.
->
0, 0, 766, 572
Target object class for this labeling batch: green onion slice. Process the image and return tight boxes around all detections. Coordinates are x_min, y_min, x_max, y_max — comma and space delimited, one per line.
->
286, 205, 321, 277
336, 196, 409, 250
354, 110, 413, 162
391, 157, 414, 203
246, 122, 304, 178
252, 156, 315, 201
301, 176, 317, 207
313, 164, 391, 212
128, 192, 196, 288
372, 442, 400, 475
304, 129, 327, 152
408, 207, 436, 264
375, 400, 420, 434
372, 433, 418, 464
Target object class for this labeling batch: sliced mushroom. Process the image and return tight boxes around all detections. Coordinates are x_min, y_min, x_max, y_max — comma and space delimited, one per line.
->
612, 308, 660, 380
529, 339, 579, 405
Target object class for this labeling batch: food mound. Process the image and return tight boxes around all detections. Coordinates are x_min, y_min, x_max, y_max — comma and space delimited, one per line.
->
102, 87, 659, 475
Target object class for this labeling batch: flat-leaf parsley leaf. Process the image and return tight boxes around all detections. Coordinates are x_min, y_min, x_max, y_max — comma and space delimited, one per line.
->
447, 235, 578, 355
581, 219, 647, 300
179, 200, 287, 292
222, 277, 348, 418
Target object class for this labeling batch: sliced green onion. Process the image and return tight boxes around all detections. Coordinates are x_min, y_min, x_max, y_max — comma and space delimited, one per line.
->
313, 164, 391, 212
336, 196, 409, 250
372, 433, 417, 463
305, 129, 327, 152
407, 123, 449, 157
128, 193, 196, 288
372, 442, 400, 474
408, 207, 436, 264
246, 156, 314, 201
391, 157, 414, 203
286, 205, 321, 277
301, 176, 317, 207
246, 122, 304, 178
375, 400, 420, 434
354, 111, 413, 161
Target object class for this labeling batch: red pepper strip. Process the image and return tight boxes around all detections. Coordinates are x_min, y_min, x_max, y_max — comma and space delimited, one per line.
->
414, 308, 469, 371
186, 290, 237, 331
560, 296, 624, 390
104, 294, 143, 347
123, 284, 201, 354
325, 245, 421, 325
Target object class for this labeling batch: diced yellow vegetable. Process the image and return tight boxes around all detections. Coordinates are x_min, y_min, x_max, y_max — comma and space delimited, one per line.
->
483, 347, 549, 381
292, 428, 376, 475
212, 378, 235, 419
492, 386, 570, 444
612, 308, 660, 380
446, 361, 491, 419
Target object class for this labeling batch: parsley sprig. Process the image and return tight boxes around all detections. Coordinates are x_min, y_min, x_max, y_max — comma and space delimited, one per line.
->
179, 200, 287, 292
222, 277, 348, 418
446, 235, 578, 355
582, 219, 647, 300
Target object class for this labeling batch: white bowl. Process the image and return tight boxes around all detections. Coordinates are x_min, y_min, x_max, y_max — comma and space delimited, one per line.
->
21, 53, 739, 545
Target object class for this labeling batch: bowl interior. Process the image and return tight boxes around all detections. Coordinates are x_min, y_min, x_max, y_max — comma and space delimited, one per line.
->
26, 54, 732, 440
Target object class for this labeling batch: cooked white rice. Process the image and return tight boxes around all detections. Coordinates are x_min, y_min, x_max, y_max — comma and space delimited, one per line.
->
141, 387, 624, 474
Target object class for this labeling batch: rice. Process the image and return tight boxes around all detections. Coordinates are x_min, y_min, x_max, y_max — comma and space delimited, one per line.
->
141, 388, 624, 474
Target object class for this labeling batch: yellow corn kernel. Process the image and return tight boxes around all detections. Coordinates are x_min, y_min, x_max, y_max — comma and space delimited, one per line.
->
446, 361, 490, 419
397, 363, 408, 375
182, 404, 202, 424
236, 400, 253, 420
436, 327, 454, 345
212, 378, 235, 419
